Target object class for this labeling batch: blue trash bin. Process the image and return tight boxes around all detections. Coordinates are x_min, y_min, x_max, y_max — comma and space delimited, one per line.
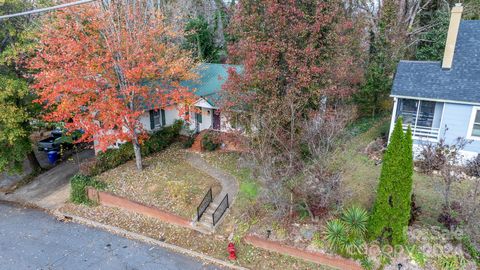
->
47, 151, 58, 164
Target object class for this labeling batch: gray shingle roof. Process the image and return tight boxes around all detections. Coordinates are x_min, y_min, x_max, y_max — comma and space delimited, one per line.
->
392, 20, 480, 104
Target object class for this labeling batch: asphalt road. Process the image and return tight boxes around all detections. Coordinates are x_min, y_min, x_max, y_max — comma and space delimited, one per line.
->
0, 202, 221, 270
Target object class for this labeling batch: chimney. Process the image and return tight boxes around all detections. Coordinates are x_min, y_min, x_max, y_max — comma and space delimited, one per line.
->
442, 3, 463, 69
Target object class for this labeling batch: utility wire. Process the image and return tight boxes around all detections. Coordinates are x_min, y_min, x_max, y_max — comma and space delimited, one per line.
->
0, 0, 97, 20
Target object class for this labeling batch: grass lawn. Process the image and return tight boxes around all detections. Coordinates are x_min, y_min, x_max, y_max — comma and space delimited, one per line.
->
340, 117, 475, 226
96, 143, 222, 219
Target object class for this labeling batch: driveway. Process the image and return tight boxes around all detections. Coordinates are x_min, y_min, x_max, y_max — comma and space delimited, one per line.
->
0, 150, 94, 209
0, 202, 220, 270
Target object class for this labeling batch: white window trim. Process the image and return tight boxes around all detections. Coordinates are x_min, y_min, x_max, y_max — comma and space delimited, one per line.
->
466, 106, 480, 141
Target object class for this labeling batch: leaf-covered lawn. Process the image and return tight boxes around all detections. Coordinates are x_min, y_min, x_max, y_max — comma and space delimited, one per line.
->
96, 143, 221, 219
60, 203, 330, 270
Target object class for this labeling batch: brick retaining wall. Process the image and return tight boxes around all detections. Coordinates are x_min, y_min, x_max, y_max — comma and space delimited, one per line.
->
244, 235, 363, 270
86, 187, 192, 229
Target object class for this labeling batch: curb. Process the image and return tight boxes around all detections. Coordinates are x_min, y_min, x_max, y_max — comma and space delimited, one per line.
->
53, 210, 249, 270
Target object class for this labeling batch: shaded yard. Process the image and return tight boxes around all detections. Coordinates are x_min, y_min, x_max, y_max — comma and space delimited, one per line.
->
96, 143, 221, 219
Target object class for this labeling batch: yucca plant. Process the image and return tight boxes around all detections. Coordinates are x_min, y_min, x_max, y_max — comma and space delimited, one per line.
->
323, 206, 370, 259
341, 205, 369, 238
325, 219, 347, 253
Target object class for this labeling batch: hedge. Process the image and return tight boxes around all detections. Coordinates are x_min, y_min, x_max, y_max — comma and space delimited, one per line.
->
89, 120, 183, 176
70, 174, 107, 204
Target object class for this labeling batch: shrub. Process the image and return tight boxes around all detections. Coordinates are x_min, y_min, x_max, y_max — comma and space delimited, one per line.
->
324, 206, 369, 258
70, 174, 106, 204
438, 202, 462, 230
341, 205, 368, 237
90, 120, 183, 175
368, 118, 413, 245
183, 136, 195, 148
325, 219, 347, 254
201, 131, 220, 151
142, 120, 183, 156
466, 154, 480, 177
90, 142, 135, 175
416, 142, 446, 173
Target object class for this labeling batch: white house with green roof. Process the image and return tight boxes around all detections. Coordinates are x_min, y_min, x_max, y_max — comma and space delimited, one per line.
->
138, 63, 241, 133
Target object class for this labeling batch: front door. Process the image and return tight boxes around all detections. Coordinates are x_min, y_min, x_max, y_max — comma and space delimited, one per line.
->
213, 110, 221, 130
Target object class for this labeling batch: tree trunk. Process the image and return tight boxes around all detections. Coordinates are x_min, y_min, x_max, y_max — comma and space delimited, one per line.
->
132, 135, 143, 171
27, 151, 41, 172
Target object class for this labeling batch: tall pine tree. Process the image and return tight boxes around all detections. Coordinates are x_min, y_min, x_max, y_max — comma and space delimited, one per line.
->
368, 118, 413, 245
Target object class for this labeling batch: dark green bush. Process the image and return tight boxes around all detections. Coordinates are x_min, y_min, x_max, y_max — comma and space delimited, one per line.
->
90, 120, 183, 175
183, 136, 195, 148
201, 131, 220, 151
90, 142, 135, 175
142, 120, 183, 156
70, 174, 106, 204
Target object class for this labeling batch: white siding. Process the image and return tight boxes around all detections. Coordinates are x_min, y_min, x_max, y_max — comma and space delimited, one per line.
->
139, 111, 152, 131
164, 106, 179, 126
191, 107, 213, 131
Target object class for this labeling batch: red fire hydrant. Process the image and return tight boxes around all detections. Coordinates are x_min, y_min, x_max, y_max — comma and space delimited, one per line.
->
228, 242, 237, 260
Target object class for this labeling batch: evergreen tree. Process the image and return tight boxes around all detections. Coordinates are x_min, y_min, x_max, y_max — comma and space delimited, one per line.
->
415, 11, 450, 61
367, 118, 414, 245
184, 16, 223, 63
354, 0, 405, 117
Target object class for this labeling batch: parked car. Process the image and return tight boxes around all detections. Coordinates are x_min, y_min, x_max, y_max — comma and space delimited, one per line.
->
37, 129, 82, 152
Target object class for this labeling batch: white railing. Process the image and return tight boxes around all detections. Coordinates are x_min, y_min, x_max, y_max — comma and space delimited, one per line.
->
402, 124, 440, 141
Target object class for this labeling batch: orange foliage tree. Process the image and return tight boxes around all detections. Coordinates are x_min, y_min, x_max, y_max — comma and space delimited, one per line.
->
30, 1, 197, 170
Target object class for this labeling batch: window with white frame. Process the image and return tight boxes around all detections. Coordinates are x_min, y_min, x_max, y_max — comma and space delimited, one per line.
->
469, 108, 480, 138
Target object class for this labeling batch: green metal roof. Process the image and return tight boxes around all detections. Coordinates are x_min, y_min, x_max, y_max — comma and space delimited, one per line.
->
181, 63, 242, 107
137, 63, 241, 110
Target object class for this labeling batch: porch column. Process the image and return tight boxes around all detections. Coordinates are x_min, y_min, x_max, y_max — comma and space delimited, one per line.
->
388, 97, 398, 143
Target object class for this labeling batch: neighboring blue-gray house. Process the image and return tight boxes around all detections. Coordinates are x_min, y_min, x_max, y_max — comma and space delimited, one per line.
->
390, 3, 480, 160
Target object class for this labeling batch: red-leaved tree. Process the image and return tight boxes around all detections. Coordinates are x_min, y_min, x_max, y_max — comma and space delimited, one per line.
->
30, 1, 197, 170
222, 0, 365, 217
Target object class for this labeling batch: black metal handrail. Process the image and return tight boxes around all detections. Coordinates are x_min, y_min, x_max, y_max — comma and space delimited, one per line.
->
212, 194, 229, 226
197, 188, 212, 221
